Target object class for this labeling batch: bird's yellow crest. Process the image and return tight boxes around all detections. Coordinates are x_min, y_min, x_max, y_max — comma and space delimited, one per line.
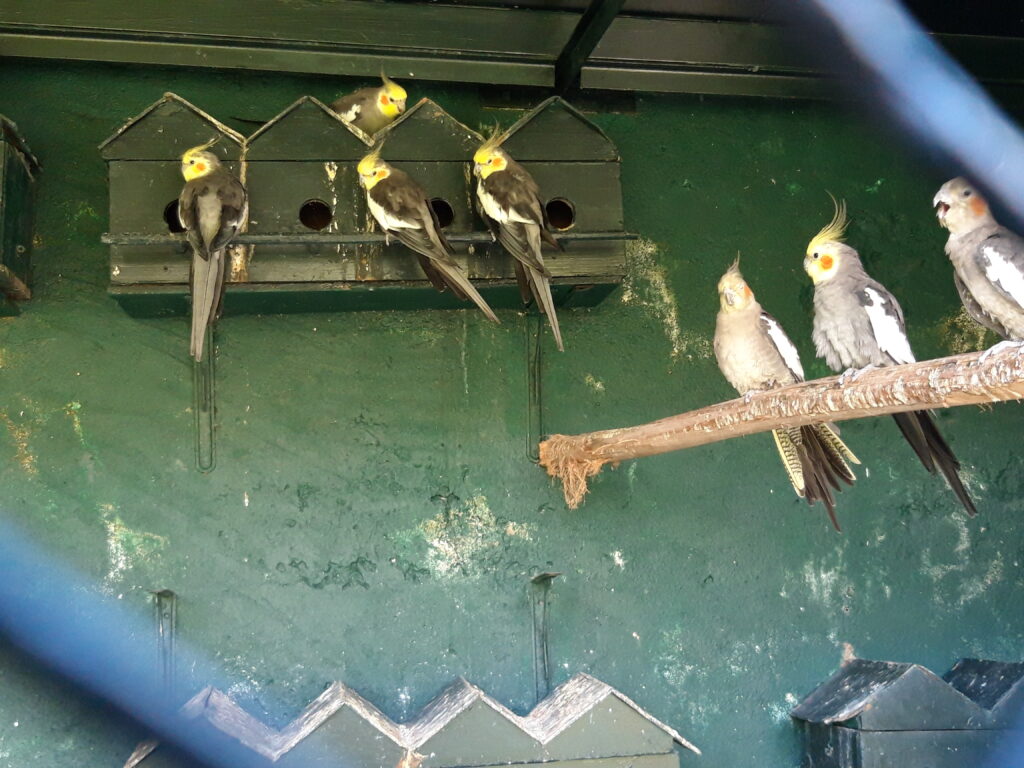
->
181, 137, 220, 181
473, 128, 509, 178
357, 147, 389, 189
806, 194, 848, 255
381, 72, 407, 101
804, 194, 847, 283
378, 72, 407, 117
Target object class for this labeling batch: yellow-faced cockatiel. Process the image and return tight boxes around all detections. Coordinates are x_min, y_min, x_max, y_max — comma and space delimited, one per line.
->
331, 73, 407, 135
804, 197, 976, 516
358, 148, 499, 323
714, 259, 859, 530
934, 177, 1024, 351
178, 140, 247, 362
473, 132, 565, 351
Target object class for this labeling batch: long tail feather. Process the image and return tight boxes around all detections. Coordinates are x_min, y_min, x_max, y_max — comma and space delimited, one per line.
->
524, 224, 564, 351
513, 261, 532, 306
772, 428, 805, 496
392, 228, 498, 323
429, 259, 500, 324
773, 424, 856, 531
893, 411, 977, 516
190, 248, 224, 362
891, 411, 935, 472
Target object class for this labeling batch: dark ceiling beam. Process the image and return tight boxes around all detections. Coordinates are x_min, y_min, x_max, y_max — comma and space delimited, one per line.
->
0, 1, 1021, 100
554, 0, 627, 94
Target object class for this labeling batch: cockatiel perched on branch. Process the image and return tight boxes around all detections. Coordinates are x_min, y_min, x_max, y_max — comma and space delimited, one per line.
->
934, 177, 1024, 353
178, 140, 247, 362
805, 197, 976, 517
473, 132, 565, 351
331, 73, 407, 135
357, 148, 499, 324
714, 260, 859, 530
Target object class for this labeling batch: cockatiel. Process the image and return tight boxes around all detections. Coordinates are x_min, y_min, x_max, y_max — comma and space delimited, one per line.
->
933, 177, 1024, 346
331, 73, 407, 135
805, 198, 977, 516
178, 141, 247, 362
357, 148, 499, 323
714, 260, 859, 530
473, 133, 565, 351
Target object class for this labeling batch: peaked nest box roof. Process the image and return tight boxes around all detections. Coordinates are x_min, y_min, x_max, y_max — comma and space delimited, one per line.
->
374, 98, 483, 162
791, 659, 996, 731
1, 115, 41, 177
246, 95, 372, 160
125, 672, 699, 766
99, 92, 245, 161
944, 658, 1024, 723
499, 96, 618, 163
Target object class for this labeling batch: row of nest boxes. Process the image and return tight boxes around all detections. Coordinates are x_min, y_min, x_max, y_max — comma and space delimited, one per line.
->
100, 93, 630, 318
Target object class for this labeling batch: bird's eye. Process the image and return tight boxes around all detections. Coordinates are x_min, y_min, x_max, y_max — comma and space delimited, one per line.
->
189, 159, 195, 165
813, 252, 819, 259
963, 189, 972, 197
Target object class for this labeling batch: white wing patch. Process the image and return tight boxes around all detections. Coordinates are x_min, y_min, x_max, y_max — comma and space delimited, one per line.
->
339, 104, 361, 124
762, 313, 804, 381
367, 196, 417, 231
983, 245, 1024, 309
862, 286, 914, 365
477, 185, 509, 223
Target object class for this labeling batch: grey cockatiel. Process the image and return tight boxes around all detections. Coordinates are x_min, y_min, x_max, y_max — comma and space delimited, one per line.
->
473, 133, 565, 351
804, 198, 977, 517
331, 74, 407, 135
714, 260, 859, 530
934, 177, 1024, 345
357, 148, 499, 323
178, 141, 247, 362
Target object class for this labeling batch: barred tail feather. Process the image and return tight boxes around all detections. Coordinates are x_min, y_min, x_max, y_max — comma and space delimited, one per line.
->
771, 428, 806, 497
772, 424, 857, 532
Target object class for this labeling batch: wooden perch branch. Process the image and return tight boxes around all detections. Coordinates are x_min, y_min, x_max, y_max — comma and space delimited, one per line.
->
540, 345, 1024, 509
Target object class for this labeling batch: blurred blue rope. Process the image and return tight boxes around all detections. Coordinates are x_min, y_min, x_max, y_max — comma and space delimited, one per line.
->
809, 0, 1024, 230
0, 518, 292, 768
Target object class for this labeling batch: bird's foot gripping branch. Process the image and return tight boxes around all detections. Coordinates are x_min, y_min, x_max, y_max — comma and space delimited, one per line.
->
539, 344, 1024, 509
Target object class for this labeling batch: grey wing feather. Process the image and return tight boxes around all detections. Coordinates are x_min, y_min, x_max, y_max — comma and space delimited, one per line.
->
953, 271, 1008, 337
974, 230, 1024, 310
330, 87, 374, 116
375, 175, 498, 323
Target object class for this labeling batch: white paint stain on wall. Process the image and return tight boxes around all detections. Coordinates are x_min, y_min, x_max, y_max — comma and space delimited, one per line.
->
621, 239, 712, 362
418, 494, 534, 580
920, 517, 1005, 608
101, 503, 167, 588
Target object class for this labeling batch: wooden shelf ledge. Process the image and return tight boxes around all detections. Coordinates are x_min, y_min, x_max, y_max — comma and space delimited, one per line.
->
539, 345, 1024, 508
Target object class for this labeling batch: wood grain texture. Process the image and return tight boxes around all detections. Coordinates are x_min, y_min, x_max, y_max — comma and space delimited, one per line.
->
540, 345, 1024, 508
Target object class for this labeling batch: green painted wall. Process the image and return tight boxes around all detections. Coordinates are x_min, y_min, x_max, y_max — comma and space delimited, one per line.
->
1, 59, 1022, 767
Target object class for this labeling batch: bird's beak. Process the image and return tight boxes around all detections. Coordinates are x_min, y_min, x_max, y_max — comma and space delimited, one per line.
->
934, 200, 950, 225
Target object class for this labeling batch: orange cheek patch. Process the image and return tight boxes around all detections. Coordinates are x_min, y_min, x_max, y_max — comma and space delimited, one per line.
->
970, 197, 987, 217
380, 94, 389, 106
743, 285, 752, 298
195, 163, 206, 173
820, 255, 834, 270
